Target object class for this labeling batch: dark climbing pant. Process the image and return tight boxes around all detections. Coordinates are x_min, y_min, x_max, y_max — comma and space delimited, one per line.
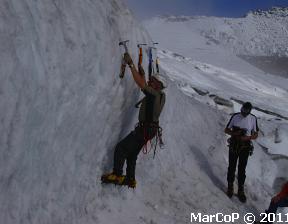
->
267, 197, 288, 214
113, 125, 156, 179
227, 148, 250, 186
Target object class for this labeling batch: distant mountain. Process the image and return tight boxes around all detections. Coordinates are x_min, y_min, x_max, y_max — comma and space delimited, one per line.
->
145, 7, 288, 57
248, 7, 288, 18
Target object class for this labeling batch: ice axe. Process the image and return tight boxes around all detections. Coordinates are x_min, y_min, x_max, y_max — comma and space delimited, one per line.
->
153, 43, 160, 73
137, 43, 147, 68
137, 43, 147, 77
119, 40, 129, 78
148, 46, 157, 79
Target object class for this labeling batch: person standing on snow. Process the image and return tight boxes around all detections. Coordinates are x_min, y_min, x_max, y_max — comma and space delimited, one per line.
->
224, 102, 259, 203
101, 53, 166, 188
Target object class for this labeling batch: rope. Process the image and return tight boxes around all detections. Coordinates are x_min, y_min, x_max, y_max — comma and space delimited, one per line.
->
136, 122, 164, 157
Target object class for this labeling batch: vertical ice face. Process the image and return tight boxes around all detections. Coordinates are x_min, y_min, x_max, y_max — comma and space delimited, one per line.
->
0, 0, 150, 223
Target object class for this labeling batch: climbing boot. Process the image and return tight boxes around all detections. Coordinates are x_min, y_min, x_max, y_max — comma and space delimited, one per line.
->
101, 172, 125, 185
121, 177, 137, 189
238, 185, 247, 203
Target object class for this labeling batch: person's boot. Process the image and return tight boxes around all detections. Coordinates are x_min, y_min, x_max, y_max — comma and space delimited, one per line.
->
121, 177, 137, 189
101, 172, 125, 185
226, 182, 234, 198
237, 185, 247, 203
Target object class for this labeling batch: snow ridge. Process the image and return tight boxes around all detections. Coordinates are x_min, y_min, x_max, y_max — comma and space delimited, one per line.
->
248, 7, 288, 18
146, 7, 288, 56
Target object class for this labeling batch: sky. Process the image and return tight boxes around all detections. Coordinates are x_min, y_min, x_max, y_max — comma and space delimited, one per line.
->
123, 0, 288, 20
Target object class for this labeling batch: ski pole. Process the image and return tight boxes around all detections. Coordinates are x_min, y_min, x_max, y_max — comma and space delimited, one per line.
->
119, 40, 129, 79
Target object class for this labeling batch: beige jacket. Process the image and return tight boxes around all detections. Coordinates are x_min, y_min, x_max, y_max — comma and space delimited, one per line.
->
138, 85, 165, 123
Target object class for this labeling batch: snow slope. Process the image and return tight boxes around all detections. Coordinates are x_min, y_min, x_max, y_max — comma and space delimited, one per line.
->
0, 1, 287, 224
143, 7, 288, 220
144, 8, 288, 153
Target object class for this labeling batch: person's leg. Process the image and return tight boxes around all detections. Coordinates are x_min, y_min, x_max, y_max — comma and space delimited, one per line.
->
126, 126, 156, 180
267, 197, 288, 214
237, 150, 250, 202
258, 197, 288, 224
126, 147, 142, 180
226, 149, 239, 197
126, 127, 146, 180
237, 150, 250, 187
113, 132, 135, 176
227, 149, 239, 185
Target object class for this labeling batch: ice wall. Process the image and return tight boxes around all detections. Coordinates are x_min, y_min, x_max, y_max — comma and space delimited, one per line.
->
0, 0, 150, 223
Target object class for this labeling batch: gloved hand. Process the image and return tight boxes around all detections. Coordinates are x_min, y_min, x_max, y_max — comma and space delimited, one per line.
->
138, 65, 145, 76
124, 53, 133, 66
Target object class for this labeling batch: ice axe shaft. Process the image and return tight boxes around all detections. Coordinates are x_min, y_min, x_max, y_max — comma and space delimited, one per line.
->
137, 43, 147, 66
119, 40, 129, 79
148, 47, 154, 78
152, 43, 159, 73
155, 58, 160, 73
148, 43, 159, 78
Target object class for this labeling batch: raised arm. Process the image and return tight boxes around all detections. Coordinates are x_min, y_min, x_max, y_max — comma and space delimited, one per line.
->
124, 53, 146, 89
